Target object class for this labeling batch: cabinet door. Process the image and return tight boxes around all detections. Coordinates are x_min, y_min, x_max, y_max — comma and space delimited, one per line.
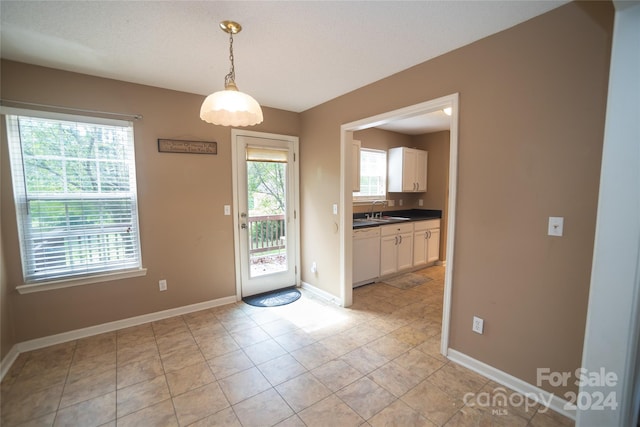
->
427, 228, 440, 263
413, 230, 428, 267
397, 232, 414, 271
402, 149, 418, 192
380, 234, 398, 276
352, 140, 361, 192
415, 150, 427, 192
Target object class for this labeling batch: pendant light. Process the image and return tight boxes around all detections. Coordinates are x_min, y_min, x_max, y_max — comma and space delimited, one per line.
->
200, 21, 263, 126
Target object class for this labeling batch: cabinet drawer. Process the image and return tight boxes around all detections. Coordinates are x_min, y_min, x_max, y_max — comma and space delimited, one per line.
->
413, 219, 441, 231
380, 222, 414, 236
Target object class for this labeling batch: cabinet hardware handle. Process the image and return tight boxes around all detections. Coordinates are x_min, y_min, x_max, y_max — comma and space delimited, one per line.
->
399, 235, 403, 244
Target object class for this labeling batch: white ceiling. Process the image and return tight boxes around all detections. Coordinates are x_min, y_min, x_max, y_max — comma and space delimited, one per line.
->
1, 1, 566, 131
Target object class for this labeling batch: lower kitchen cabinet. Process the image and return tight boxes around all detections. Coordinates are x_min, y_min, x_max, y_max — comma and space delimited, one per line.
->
413, 219, 441, 267
380, 223, 413, 276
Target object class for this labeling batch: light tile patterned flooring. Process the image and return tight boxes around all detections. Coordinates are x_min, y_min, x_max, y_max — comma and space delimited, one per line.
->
0, 266, 574, 426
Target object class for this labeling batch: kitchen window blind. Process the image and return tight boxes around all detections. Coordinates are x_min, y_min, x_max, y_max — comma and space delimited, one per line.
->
5, 109, 143, 284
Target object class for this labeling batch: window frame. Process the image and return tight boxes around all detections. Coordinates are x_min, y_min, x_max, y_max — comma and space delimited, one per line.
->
3, 107, 146, 293
353, 147, 387, 202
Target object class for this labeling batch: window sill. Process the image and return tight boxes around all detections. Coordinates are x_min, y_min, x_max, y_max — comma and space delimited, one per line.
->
16, 268, 148, 294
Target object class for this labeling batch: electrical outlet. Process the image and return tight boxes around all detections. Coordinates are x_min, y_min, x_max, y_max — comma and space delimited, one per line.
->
388, 200, 395, 207
399, 199, 403, 206
548, 217, 564, 236
311, 262, 317, 273
472, 316, 484, 334
418, 199, 424, 207
159, 279, 167, 291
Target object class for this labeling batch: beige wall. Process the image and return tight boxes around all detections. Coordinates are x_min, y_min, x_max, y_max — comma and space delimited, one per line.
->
0, 60, 300, 343
299, 0, 613, 396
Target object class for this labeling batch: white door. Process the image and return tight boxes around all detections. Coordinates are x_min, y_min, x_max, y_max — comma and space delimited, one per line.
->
233, 131, 299, 297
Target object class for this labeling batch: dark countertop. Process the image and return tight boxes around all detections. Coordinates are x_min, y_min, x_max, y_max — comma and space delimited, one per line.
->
353, 209, 442, 229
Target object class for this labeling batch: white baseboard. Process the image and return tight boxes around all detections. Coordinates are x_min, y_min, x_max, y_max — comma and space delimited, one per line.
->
0, 294, 237, 381
447, 349, 576, 420
300, 281, 341, 306
0, 345, 20, 381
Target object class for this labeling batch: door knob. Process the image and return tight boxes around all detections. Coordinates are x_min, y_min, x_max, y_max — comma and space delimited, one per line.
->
241, 223, 247, 229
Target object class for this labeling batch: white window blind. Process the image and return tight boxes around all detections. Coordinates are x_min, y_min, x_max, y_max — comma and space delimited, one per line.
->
5, 110, 142, 284
353, 148, 387, 200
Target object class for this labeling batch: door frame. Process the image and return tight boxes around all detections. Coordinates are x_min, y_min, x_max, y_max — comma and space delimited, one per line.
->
231, 129, 300, 301
339, 93, 459, 357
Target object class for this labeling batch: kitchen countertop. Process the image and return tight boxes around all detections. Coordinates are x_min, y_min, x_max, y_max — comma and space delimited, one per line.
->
353, 209, 442, 229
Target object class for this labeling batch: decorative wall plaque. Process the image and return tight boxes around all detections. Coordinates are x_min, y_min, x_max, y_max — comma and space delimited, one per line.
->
157, 139, 217, 154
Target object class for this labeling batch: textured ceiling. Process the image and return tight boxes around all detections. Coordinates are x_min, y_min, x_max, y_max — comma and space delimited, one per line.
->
1, 1, 566, 114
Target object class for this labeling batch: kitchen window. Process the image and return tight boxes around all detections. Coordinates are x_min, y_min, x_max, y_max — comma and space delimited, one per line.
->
353, 148, 386, 201
5, 109, 145, 292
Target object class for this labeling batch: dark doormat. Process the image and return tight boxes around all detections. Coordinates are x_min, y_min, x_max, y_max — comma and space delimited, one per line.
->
243, 287, 301, 307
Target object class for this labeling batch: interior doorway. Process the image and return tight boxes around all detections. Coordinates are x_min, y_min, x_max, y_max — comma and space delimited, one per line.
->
231, 130, 300, 298
339, 93, 459, 356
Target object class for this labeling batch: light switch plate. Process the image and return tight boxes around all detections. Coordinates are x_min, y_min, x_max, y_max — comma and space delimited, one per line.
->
224, 205, 231, 216
548, 217, 564, 236
332, 204, 338, 215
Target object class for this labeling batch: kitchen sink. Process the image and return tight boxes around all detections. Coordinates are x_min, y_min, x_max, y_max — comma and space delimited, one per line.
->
378, 216, 410, 221
354, 216, 410, 226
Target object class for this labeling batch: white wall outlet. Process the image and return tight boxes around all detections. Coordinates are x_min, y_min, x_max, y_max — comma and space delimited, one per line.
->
388, 200, 395, 207
311, 261, 317, 273
418, 199, 424, 207
548, 216, 564, 236
159, 279, 167, 291
472, 316, 484, 334
399, 199, 403, 206
332, 204, 338, 215
224, 205, 231, 216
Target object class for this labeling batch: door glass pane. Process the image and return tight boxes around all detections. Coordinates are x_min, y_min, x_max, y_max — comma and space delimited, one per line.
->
246, 158, 288, 278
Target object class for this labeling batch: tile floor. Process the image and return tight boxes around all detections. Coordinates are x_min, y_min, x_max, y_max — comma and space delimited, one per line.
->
0, 266, 574, 426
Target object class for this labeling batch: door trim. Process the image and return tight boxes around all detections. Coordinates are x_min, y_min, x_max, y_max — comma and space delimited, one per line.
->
231, 129, 300, 301
339, 93, 459, 358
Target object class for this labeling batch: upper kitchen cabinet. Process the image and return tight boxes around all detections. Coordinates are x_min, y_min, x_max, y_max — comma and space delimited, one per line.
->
388, 147, 427, 192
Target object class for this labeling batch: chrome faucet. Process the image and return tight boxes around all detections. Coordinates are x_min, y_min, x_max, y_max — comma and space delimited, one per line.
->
368, 200, 387, 219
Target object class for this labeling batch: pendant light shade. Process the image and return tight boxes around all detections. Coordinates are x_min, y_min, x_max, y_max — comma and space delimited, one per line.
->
200, 21, 263, 127
200, 87, 263, 127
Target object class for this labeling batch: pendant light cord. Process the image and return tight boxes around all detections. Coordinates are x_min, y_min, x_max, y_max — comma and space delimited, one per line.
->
224, 31, 236, 87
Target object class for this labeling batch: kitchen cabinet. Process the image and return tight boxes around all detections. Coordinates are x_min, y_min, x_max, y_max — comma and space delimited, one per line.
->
380, 223, 414, 276
352, 139, 361, 192
388, 147, 427, 192
413, 219, 441, 267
